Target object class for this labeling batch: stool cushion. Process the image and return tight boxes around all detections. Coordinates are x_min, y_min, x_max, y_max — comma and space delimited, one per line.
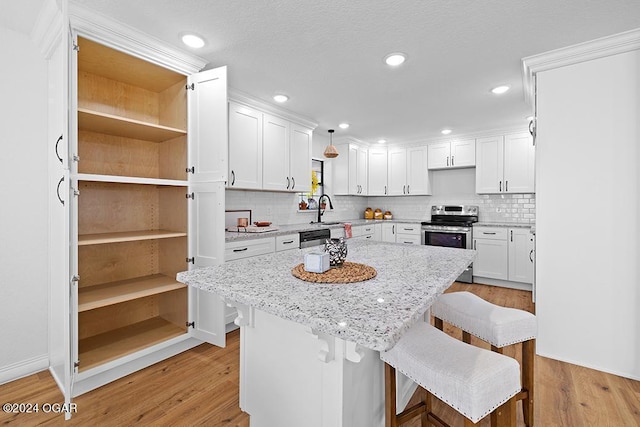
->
381, 321, 521, 423
432, 291, 537, 347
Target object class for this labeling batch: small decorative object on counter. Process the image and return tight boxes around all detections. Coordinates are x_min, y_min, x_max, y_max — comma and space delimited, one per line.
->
304, 252, 330, 273
307, 198, 318, 210
364, 207, 373, 219
237, 217, 249, 227
325, 237, 348, 267
374, 208, 383, 220
384, 211, 393, 220
299, 195, 308, 210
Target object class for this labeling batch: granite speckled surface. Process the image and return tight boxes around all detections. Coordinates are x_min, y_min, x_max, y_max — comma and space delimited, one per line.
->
474, 222, 533, 229
177, 239, 475, 351
225, 219, 423, 242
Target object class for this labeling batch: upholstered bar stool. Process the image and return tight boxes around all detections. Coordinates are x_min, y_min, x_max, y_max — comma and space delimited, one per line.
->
431, 291, 537, 426
380, 321, 521, 427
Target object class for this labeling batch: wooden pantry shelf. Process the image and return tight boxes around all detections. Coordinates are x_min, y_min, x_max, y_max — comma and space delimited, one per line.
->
78, 317, 185, 371
78, 274, 186, 312
78, 230, 187, 246
78, 108, 186, 142
77, 173, 188, 187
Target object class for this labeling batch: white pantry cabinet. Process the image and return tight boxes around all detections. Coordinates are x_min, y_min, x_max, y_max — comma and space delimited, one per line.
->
368, 147, 388, 195
333, 142, 368, 195
387, 146, 431, 196
49, 8, 229, 409
476, 132, 535, 194
427, 139, 475, 170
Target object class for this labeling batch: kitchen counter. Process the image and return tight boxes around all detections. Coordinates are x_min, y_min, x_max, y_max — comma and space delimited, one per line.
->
178, 239, 474, 427
178, 239, 474, 351
474, 222, 533, 228
225, 218, 424, 242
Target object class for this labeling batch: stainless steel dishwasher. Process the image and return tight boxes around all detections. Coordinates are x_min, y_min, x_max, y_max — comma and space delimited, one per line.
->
299, 229, 331, 248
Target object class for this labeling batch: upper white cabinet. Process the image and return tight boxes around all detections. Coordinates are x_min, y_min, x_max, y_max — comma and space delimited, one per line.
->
476, 132, 534, 194
387, 146, 432, 196
333, 142, 367, 195
229, 101, 314, 192
228, 102, 263, 190
289, 124, 312, 193
427, 139, 475, 170
368, 147, 388, 195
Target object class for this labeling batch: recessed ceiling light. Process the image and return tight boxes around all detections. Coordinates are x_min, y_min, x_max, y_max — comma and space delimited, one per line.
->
384, 53, 406, 66
181, 33, 205, 49
273, 94, 289, 103
491, 85, 510, 94
377, 139, 387, 144
441, 129, 452, 135
338, 123, 350, 129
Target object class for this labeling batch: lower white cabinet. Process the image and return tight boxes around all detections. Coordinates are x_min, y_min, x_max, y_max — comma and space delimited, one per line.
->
225, 237, 276, 261
473, 226, 533, 284
276, 234, 300, 251
395, 223, 422, 245
381, 223, 396, 242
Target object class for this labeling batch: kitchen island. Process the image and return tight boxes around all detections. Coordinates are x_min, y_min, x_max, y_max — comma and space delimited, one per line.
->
177, 240, 475, 427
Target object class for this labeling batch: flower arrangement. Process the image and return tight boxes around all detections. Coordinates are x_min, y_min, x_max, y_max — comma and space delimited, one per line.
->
308, 170, 319, 198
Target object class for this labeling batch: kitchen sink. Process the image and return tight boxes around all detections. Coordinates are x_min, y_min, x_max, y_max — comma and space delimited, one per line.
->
310, 221, 343, 226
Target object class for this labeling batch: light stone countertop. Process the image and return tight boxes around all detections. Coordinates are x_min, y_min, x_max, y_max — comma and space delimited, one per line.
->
474, 222, 533, 229
225, 219, 424, 242
177, 239, 475, 351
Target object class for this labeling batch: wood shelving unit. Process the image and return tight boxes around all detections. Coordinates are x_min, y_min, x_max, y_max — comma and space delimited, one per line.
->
75, 36, 190, 372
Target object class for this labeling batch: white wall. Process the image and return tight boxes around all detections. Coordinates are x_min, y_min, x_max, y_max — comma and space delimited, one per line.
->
536, 50, 639, 380
0, 25, 50, 382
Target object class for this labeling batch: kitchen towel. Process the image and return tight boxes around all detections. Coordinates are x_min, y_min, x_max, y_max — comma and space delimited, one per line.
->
344, 223, 352, 238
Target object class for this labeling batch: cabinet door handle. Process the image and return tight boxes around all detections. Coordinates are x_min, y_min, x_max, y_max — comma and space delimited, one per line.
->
505, 180, 508, 192
55, 135, 63, 164
283, 240, 294, 244
291, 177, 295, 189
56, 176, 64, 206
286, 177, 290, 189
499, 180, 502, 192
384, 185, 387, 195
407, 185, 410, 194
483, 232, 497, 235
474, 240, 477, 250
510, 230, 513, 242
231, 170, 236, 186
404, 228, 414, 231
392, 225, 395, 234
451, 155, 454, 166
446, 156, 449, 166
233, 247, 248, 252
529, 249, 534, 262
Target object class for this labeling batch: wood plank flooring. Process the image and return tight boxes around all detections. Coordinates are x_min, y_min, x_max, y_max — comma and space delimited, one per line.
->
1, 283, 638, 426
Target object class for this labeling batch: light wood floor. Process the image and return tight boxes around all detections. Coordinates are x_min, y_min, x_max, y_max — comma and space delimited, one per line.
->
1, 283, 638, 426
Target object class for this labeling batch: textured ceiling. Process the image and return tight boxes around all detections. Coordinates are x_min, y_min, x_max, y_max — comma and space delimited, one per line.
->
57, 1, 640, 141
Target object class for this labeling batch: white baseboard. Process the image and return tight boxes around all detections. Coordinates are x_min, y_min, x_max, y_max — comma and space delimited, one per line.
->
0, 354, 49, 385
536, 350, 640, 382
473, 276, 533, 291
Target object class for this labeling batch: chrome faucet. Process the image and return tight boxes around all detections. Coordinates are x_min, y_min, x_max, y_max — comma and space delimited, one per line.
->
316, 194, 334, 223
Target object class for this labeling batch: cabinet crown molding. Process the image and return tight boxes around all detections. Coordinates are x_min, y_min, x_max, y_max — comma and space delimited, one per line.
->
69, 1, 208, 75
228, 88, 318, 130
31, 0, 63, 59
522, 27, 640, 106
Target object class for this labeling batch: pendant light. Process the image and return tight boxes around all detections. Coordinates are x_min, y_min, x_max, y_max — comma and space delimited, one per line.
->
323, 129, 339, 158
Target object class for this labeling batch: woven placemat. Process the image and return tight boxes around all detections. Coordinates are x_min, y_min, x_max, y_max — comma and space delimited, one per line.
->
291, 262, 377, 283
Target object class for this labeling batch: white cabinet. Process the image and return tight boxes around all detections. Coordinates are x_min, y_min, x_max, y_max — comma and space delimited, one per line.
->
473, 227, 509, 280
368, 147, 388, 195
388, 146, 432, 196
228, 102, 263, 189
395, 223, 422, 245
276, 234, 300, 252
427, 139, 475, 170
50, 24, 228, 404
508, 228, 534, 284
352, 224, 375, 240
334, 142, 367, 195
476, 132, 534, 194
226, 237, 276, 261
381, 223, 396, 242
289, 124, 313, 193
473, 226, 534, 284
262, 114, 290, 191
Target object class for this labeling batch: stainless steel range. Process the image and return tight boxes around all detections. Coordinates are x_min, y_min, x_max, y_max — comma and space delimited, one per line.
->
422, 205, 478, 283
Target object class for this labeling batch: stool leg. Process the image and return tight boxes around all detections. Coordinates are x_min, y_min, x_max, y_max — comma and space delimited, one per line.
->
384, 363, 397, 427
490, 396, 516, 427
491, 345, 503, 354
422, 389, 431, 427
522, 339, 535, 427
462, 331, 471, 344
434, 317, 443, 331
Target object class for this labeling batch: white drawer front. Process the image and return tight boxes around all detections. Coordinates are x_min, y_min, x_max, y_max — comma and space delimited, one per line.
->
396, 223, 421, 235
360, 225, 374, 236
396, 234, 422, 245
474, 227, 508, 240
276, 234, 300, 252
225, 237, 276, 261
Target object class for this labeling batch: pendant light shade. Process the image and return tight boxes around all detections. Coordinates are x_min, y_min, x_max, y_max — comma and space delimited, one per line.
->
323, 129, 339, 158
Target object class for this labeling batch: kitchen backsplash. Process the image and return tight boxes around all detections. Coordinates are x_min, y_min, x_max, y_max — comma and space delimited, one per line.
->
226, 190, 534, 225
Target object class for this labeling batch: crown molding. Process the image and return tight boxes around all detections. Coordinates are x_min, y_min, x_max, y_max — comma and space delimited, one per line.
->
228, 88, 318, 130
68, 1, 207, 75
30, 0, 63, 59
522, 27, 640, 106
